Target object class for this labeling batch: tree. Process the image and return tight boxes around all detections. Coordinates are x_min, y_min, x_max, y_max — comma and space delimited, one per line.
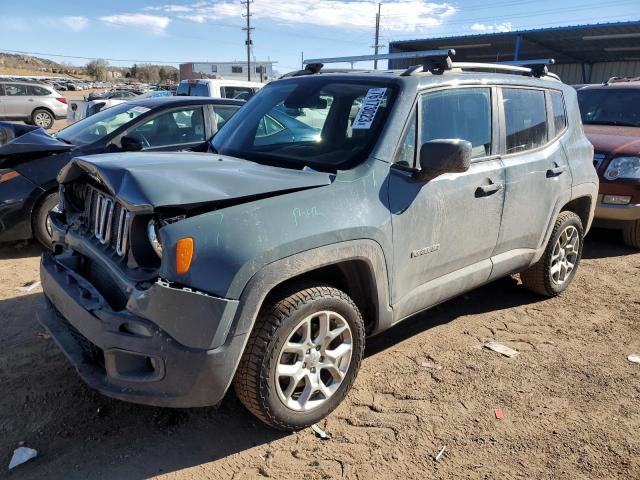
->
130, 63, 138, 79
159, 67, 167, 83
86, 58, 109, 81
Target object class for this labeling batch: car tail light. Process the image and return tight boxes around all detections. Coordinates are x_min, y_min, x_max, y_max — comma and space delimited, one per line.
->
176, 238, 194, 275
56, 97, 68, 104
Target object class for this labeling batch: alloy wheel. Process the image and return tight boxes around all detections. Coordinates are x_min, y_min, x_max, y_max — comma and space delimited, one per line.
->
275, 310, 353, 412
550, 225, 579, 285
34, 112, 52, 128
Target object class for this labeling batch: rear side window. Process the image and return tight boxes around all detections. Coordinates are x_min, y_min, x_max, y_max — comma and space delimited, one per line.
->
0, 84, 4, 96
221, 86, 255, 101
29, 85, 52, 96
421, 87, 492, 159
502, 88, 548, 154
550, 91, 567, 135
4, 84, 29, 96
212, 105, 239, 130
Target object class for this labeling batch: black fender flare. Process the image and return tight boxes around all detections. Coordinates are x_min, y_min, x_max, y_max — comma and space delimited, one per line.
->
230, 239, 394, 339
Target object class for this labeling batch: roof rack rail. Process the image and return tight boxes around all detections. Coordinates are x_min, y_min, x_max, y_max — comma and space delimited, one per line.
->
301, 49, 455, 75
304, 49, 455, 65
447, 58, 557, 79
280, 63, 324, 78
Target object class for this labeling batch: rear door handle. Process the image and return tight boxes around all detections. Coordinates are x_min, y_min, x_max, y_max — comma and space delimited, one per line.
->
547, 165, 566, 177
476, 182, 502, 197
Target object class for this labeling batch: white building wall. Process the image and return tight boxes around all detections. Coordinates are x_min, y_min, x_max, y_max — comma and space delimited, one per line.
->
192, 62, 274, 81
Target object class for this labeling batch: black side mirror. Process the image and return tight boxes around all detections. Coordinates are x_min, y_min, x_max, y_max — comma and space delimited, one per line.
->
121, 135, 144, 152
413, 139, 472, 182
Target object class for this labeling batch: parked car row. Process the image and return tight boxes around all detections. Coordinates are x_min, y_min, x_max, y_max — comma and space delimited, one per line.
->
0, 55, 636, 432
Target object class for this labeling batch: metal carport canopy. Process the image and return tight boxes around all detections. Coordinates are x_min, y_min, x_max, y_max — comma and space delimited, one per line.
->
388, 21, 640, 67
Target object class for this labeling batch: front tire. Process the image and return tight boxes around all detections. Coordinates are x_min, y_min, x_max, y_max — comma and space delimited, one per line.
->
623, 219, 640, 249
32, 109, 54, 129
33, 192, 59, 248
234, 284, 365, 431
520, 211, 584, 297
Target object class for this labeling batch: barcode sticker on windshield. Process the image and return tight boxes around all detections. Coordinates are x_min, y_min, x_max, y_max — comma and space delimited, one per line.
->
352, 88, 387, 129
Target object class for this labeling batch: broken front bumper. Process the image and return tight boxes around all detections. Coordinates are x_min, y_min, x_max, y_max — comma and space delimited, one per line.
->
38, 251, 248, 408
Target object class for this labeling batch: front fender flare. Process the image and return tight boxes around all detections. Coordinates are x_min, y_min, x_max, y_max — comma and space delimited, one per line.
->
231, 239, 394, 339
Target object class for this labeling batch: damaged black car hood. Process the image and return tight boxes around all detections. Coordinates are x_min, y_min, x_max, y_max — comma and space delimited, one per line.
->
58, 152, 334, 212
0, 122, 74, 166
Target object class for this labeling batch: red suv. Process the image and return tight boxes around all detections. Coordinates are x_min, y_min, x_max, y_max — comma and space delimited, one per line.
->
577, 79, 640, 248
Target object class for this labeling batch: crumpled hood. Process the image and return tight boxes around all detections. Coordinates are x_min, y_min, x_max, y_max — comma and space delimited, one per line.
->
58, 152, 333, 213
0, 122, 74, 166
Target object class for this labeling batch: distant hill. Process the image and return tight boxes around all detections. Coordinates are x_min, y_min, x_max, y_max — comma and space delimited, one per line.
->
0, 53, 86, 77
0, 53, 179, 83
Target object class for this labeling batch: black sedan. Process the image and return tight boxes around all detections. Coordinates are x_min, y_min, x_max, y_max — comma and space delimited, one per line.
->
0, 96, 243, 246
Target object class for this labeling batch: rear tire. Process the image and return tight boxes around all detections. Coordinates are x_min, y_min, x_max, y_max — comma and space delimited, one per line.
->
520, 211, 584, 297
31, 109, 54, 129
234, 284, 365, 431
33, 192, 59, 248
623, 219, 640, 249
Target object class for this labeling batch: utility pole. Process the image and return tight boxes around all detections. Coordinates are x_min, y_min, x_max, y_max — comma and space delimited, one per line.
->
373, 3, 381, 69
241, 0, 254, 81
301, 51, 304, 69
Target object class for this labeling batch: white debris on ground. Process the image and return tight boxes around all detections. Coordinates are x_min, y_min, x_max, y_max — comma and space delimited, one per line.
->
16, 281, 40, 293
483, 340, 519, 358
311, 424, 331, 440
8, 446, 38, 470
628, 354, 640, 364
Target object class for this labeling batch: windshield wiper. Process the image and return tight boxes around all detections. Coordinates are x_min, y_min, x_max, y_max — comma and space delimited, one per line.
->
56, 136, 74, 145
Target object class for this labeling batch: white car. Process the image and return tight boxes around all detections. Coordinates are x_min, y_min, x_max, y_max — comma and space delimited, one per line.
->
176, 79, 263, 100
0, 81, 67, 129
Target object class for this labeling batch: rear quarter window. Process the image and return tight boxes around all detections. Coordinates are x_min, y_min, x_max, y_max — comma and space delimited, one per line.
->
29, 85, 52, 96
550, 90, 567, 136
502, 88, 548, 154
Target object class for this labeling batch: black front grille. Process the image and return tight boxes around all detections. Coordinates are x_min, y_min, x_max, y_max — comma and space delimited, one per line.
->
593, 152, 606, 171
73, 185, 132, 257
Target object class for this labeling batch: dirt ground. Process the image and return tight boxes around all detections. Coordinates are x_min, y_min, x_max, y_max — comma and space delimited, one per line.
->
0, 228, 638, 479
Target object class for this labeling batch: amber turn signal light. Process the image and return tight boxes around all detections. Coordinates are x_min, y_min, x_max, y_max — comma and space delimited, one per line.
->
0, 169, 20, 184
175, 237, 194, 275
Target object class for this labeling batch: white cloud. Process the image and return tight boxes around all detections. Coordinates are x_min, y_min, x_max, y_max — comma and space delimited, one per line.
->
61, 16, 88, 32
148, 0, 457, 32
471, 22, 512, 33
100, 13, 171, 33
165, 5, 193, 12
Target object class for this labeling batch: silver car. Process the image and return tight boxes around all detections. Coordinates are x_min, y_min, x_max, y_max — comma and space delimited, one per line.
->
0, 81, 67, 129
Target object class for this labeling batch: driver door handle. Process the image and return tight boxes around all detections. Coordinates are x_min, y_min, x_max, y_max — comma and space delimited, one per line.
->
476, 182, 502, 197
547, 165, 567, 177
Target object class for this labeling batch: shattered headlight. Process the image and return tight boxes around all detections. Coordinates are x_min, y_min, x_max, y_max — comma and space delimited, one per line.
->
147, 219, 163, 258
604, 156, 640, 180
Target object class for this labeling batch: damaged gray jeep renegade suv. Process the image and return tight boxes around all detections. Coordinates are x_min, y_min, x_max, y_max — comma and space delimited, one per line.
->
39, 52, 598, 430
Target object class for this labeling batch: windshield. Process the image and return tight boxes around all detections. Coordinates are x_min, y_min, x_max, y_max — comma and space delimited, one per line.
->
57, 103, 150, 146
211, 77, 396, 171
577, 88, 640, 127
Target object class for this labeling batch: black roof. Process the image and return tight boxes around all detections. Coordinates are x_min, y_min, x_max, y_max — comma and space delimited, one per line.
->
129, 96, 244, 108
389, 21, 640, 66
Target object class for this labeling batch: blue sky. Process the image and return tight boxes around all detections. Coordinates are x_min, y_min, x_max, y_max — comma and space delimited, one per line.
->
1, 0, 639, 74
